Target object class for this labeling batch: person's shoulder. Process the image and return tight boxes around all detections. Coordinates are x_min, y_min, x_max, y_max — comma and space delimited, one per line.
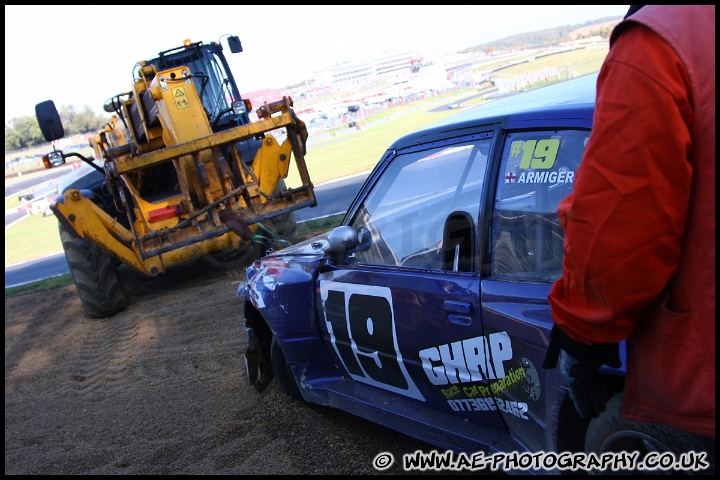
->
611, 5, 714, 46
609, 23, 679, 68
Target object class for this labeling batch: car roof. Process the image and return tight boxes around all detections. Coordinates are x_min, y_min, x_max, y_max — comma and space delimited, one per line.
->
389, 73, 598, 150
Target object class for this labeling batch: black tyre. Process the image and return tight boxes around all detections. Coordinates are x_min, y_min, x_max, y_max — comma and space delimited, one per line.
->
270, 336, 303, 400
586, 393, 715, 475
59, 223, 128, 318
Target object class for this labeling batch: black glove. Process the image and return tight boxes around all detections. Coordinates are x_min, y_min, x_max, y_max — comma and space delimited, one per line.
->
543, 325, 621, 419
559, 350, 607, 419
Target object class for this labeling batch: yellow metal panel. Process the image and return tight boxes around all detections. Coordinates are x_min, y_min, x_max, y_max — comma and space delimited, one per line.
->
252, 135, 292, 200
110, 112, 295, 175
55, 190, 164, 276
150, 66, 212, 146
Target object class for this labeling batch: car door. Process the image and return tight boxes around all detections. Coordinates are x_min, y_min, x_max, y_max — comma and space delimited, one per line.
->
481, 127, 592, 452
316, 131, 510, 434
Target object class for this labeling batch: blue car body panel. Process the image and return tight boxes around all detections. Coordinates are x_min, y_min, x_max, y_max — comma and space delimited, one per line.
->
241, 74, 628, 473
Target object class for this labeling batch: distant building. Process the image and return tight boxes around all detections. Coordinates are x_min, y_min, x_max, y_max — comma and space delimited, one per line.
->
246, 49, 470, 110
305, 49, 453, 96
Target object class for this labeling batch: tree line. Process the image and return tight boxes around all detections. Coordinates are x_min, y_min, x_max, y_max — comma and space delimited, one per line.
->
461, 16, 620, 54
5, 105, 110, 152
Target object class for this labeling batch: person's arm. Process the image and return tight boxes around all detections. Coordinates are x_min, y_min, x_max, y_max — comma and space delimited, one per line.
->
548, 24, 694, 345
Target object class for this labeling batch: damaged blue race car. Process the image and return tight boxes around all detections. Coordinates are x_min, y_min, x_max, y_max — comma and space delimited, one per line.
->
238, 73, 709, 474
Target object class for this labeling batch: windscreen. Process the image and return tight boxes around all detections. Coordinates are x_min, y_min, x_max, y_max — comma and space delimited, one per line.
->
150, 45, 238, 127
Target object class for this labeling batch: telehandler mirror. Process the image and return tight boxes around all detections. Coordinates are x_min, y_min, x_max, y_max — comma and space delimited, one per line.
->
227, 35, 243, 53
35, 100, 65, 142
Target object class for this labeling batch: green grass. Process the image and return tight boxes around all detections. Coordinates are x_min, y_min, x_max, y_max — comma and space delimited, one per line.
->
5, 274, 74, 298
484, 46, 608, 91
5, 213, 62, 266
4, 159, 45, 179
6, 196, 21, 211
495, 47, 608, 76
288, 105, 462, 186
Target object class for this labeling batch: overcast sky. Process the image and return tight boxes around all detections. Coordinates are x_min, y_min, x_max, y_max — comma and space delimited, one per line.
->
5, 5, 628, 125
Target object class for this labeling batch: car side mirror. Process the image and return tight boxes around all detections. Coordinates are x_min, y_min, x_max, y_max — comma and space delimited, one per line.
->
324, 226, 358, 263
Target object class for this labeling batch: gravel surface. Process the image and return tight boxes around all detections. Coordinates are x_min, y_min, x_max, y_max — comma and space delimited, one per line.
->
5, 253, 484, 475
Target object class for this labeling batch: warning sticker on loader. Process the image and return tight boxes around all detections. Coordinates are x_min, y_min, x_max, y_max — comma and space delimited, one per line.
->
172, 87, 190, 109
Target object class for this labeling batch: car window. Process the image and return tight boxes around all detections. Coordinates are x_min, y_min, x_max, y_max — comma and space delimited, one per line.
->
490, 129, 589, 282
349, 133, 492, 271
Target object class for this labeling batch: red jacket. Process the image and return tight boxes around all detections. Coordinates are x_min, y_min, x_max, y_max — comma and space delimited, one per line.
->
548, 5, 715, 437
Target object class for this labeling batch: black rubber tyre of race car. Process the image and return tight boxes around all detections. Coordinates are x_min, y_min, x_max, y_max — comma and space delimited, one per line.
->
585, 393, 715, 475
270, 336, 303, 401
59, 223, 129, 318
